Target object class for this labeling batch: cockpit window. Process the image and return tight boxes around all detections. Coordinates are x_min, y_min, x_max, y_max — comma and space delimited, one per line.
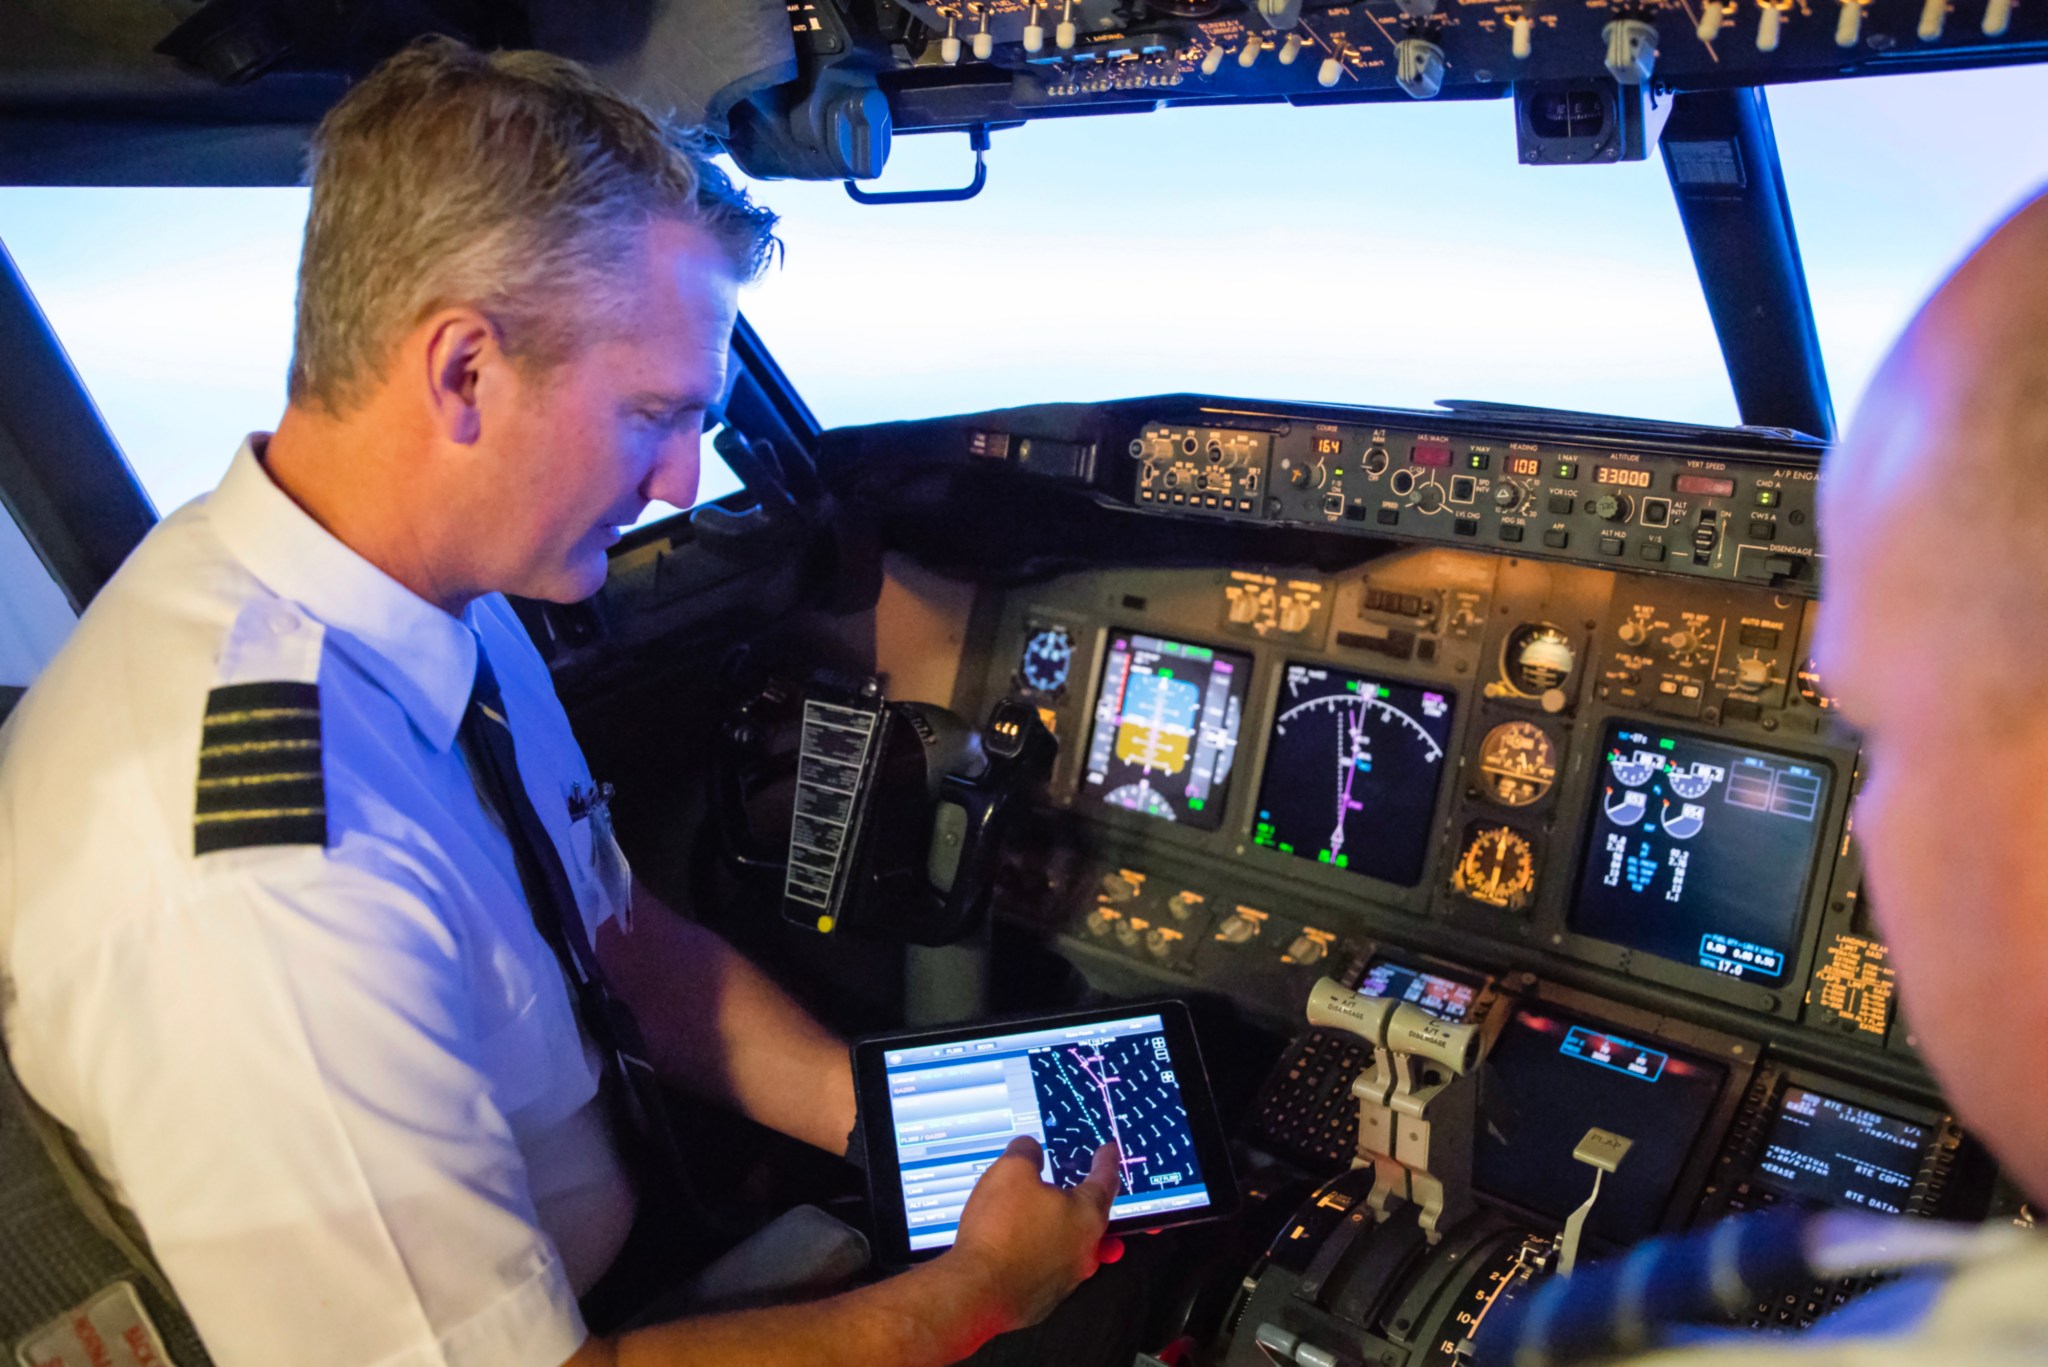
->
0, 502, 74, 692
0, 188, 741, 527
731, 101, 1742, 429
1770, 65, 2048, 417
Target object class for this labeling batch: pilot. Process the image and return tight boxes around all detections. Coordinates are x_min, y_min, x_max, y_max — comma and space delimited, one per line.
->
0, 39, 1120, 1367
1495, 193, 2048, 1365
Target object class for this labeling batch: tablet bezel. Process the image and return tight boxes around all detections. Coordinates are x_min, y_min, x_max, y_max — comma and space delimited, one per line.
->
853, 998, 1240, 1264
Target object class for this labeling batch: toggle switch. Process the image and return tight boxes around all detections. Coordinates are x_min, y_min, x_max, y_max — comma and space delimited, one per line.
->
1696, 1, 1728, 39
1918, 0, 1947, 37
1509, 11, 1536, 58
1757, 2, 1785, 50
1024, 3, 1045, 50
1984, 0, 2013, 34
1835, 0, 1865, 46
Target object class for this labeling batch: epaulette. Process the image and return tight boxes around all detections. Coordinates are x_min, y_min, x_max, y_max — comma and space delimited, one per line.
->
193, 602, 329, 856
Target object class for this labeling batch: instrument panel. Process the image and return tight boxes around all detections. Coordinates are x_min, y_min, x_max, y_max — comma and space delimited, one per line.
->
977, 546, 1872, 1032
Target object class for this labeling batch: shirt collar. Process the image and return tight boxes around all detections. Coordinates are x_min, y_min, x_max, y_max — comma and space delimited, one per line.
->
207, 435, 477, 753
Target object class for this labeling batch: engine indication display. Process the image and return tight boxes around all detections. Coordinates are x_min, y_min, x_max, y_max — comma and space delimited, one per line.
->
1476, 720, 1558, 807
1252, 664, 1455, 886
1081, 631, 1250, 830
1569, 722, 1834, 986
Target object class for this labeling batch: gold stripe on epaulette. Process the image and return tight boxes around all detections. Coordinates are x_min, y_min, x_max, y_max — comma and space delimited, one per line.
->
196, 771, 322, 790
198, 738, 321, 760
204, 707, 321, 726
194, 806, 326, 825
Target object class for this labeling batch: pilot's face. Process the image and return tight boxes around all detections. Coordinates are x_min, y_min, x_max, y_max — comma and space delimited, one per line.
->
485, 217, 738, 602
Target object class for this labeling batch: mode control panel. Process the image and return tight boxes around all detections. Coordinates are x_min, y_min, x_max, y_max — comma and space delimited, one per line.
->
1122, 413, 1823, 595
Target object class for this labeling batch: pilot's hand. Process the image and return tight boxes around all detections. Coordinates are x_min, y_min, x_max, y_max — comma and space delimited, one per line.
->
944, 1135, 1125, 1334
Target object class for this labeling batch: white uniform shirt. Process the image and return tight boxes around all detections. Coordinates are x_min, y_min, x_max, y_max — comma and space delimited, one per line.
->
0, 439, 636, 1367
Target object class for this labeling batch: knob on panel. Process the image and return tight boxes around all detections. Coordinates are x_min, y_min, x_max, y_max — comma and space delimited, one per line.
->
1217, 912, 1260, 943
1287, 934, 1327, 965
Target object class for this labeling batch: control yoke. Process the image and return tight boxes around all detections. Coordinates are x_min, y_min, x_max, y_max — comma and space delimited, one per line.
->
1305, 977, 1490, 1243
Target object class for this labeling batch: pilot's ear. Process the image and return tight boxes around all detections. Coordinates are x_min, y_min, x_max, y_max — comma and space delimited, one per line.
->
422, 309, 497, 446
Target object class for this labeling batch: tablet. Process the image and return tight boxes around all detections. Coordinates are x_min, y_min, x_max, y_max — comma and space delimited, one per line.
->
853, 1000, 1239, 1261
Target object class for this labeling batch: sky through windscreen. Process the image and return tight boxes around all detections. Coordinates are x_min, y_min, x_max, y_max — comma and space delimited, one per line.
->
0, 62, 2044, 515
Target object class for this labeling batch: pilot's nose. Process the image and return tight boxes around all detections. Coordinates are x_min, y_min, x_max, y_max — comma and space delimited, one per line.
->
645, 427, 703, 510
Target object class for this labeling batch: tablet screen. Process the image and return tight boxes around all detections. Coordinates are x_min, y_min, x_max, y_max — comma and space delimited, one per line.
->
878, 1012, 1218, 1252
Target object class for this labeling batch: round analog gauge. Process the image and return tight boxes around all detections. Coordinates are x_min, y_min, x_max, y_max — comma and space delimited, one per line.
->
1453, 824, 1537, 912
1019, 626, 1076, 695
1795, 656, 1838, 711
1503, 623, 1576, 697
1476, 721, 1558, 807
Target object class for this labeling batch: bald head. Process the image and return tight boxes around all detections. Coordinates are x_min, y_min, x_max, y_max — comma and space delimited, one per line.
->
1816, 188, 2048, 1201
1821, 192, 2048, 721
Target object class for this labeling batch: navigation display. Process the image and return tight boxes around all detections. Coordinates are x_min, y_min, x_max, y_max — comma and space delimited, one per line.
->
876, 1013, 1217, 1252
1082, 631, 1251, 830
1357, 959, 1481, 1022
1476, 1005, 1729, 1246
1251, 664, 1455, 885
1754, 1086, 1931, 1215
1569, 722, 1833, 985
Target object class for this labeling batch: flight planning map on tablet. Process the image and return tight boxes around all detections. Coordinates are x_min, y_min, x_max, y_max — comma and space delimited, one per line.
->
874, 1012, 1218, 1252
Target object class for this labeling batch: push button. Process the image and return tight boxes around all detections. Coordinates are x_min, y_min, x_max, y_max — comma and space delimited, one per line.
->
1500, 524, 1524, 543
1542, 528, 1569, 549
1376, 507, 1400, 526
1548, 494, 1576, 515
1640, 542, 1667, 563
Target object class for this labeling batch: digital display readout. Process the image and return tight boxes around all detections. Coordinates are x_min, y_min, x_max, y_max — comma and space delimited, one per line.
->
1597, 466, 1653, 489
1506, 456, 1542, 478
1082, 631, 1251, 830
1252, 666, 1455, 885
1313, 436, 1343, 457
883, 1014, 1214, 1251
1410, 443, 1453, 467
1357, 960, 1480, 1022
1674, 474, 1737, 497
1569, 723, 1832, 985
1754, 1086, 1931, 1215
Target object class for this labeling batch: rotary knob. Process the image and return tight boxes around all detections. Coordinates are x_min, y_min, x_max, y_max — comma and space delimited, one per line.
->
1735, 656, 1774, 692
1287, 934, 1327, 966
1416, 484, 1446, 513
1144, 927, 1175, 959
1217, 912, 1260, 944
1618, 620, 1649, 647
1591, 493, 1634, 522
1114, 918, 1143, 949
1099, 873, 1138, 904
1278, 599, 1314, 634
1166, 891, 1202, 921
1085, 907, 1117, 937
1494, 482, 1521, 509
1665, 629, 1698, 655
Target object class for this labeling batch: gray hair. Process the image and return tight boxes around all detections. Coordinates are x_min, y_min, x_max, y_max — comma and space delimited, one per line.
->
288, 38, 778, 414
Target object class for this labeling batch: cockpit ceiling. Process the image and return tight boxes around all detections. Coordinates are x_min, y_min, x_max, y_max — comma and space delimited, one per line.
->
3, 0, 2045, 188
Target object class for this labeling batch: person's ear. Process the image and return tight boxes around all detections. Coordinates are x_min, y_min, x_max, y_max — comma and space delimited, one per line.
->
421, 309, 498, 446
